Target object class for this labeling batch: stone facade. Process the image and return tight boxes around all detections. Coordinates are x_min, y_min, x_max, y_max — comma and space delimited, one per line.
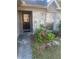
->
17, 4, 60, 37
17, 10, 57, 37
33, 11, 46, 31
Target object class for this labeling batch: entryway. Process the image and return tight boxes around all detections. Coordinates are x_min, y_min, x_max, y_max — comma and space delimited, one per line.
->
22, 11, 32, 32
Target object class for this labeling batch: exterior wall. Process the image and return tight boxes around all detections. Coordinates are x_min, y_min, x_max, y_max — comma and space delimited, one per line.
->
47, 2, 56, 12
32, 11, 57, 32
17, 12, 23, 38
46, 12, 54, 24
18, 6, 47, 32
18, 12, 23, 34
46, 12, 55, 30
17, 5, 57, 33
33, 11, 46, 31
47, 1, 61, 31
17, 13, 21, 38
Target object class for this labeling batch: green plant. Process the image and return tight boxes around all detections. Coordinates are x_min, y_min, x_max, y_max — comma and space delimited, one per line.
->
34, 24, 56, 43
34, 28, 44, 43
46, 32, 55, 42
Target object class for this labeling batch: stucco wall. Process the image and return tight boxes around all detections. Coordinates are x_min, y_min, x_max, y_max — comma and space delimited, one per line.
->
17, 13, 21, 38
17, 12, 23, 38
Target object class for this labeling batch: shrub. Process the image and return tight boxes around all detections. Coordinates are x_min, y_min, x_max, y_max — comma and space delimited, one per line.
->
46, 32, 55, 42
34, 25, 55, 43
34, 27, 44, 43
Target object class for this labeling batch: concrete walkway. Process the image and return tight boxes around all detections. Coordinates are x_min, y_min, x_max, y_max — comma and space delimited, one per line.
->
17, 33, 32, 59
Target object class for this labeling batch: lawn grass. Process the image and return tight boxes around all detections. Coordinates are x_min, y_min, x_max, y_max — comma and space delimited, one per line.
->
32, 40, 61, 59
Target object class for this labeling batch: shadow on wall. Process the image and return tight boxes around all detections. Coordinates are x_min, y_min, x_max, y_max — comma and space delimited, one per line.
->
45, 23, 53, 30
45, 20, 61, 37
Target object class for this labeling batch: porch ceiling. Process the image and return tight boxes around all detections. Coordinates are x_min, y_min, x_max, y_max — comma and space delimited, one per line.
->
17, 0, 55, 9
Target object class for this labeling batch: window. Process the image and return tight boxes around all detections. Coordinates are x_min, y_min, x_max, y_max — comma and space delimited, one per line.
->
23, 14, 29, 22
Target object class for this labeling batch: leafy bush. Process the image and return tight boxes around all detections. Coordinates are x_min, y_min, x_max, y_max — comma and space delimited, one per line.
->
34, 25, 56, 43
34, 27, 44, 43
46, 32, 55, 41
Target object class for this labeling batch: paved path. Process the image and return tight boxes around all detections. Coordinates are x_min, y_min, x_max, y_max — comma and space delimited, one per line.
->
17, 33, 32, 59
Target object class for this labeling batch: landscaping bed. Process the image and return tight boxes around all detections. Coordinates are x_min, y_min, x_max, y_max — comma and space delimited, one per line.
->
32, 41, 61, 59
31, 25, 61, 59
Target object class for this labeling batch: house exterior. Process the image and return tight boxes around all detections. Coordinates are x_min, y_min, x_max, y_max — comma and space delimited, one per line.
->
17, 0, 61, 38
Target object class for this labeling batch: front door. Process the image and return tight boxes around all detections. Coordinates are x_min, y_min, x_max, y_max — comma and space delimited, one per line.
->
22, 11, 32, 32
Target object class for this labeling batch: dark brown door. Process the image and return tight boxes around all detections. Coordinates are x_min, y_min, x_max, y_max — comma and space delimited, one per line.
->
22, 11, 32, 32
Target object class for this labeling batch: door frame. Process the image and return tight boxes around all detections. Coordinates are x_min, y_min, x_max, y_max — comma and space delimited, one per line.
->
22, 11, 33, 32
